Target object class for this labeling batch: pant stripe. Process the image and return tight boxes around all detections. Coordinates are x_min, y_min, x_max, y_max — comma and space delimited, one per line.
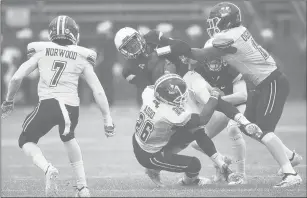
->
264, 81, 273, 116
23, 102, 41, 132
149, 158, 182, 171
269, 80, 277, 113
153, 157, 188, 169
58, 100, 71, 136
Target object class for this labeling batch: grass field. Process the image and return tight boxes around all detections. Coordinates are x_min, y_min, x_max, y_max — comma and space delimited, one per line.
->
1, 101, 306, 197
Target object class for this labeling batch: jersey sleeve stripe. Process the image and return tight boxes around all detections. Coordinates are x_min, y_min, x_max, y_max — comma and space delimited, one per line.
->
27, 48, 36, 59
87, 55, 96, 67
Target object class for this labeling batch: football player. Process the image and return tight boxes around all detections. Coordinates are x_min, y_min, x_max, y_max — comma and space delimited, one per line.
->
1, 16, 115, 197
114, 27, 191, 94
188, 58, 247, 184
189, 2, 302, 187
132, 73, 261, 187
115, 27, 265, 185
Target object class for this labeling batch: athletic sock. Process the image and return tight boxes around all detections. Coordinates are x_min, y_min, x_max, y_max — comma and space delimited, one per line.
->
22, 142, 50, 173
261, 132, 296, 174
64, 138, 87, 188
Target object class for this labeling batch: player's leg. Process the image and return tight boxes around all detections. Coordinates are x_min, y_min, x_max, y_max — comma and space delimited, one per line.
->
204, 111, 229, 139
132, 134, 210, 187
18, 99, 59, 196
227, 104, 246, 178
56, 100, 89, 196
248, 74, 301, 187
164, 127, 234, 184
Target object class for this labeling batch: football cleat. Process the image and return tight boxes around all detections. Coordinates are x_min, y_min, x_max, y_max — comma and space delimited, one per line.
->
45, 164, 59, 197
273, 173, 302, 188
75, 186, 91, 197
178, 176, 212, 186
212, 156, 232, 183
277, 151, 303, 176
228, 173, 247, 185
145, 168, 165, 188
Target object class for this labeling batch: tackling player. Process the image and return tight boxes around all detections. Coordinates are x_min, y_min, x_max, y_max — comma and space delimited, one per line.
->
189, 2, 302, 187
114, 27, 266, 185
1, 16, 115, 197
132, 73, 260, 187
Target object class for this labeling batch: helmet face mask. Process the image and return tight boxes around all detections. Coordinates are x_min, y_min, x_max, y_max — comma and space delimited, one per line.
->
207, 17, 221, 38
205, 58, 227, 72
114, 27, 146, 59
118, 33, 146, 59
154, 74, 189, 108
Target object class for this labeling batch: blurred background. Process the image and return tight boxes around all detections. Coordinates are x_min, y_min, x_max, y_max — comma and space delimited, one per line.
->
1, 0, 306, 107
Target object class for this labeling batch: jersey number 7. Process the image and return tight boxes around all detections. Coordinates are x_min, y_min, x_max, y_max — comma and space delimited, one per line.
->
50, 60, 67, 87
135, 112, 154, 143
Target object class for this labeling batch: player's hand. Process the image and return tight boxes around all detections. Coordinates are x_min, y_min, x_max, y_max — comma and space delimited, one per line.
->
210, 87, 222, 99
1, 100, 14, 119
241, 123, 263, 139
104, 123, 116, 138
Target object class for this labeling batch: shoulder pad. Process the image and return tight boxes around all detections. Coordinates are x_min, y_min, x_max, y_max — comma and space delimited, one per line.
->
73, 46, 97, 67
27, 41, 49, 59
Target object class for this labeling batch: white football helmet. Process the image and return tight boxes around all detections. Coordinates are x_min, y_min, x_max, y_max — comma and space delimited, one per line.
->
114, 27, 146, 59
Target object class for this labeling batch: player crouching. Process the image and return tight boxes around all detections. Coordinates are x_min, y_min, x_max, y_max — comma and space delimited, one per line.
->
132, 73, 260, 187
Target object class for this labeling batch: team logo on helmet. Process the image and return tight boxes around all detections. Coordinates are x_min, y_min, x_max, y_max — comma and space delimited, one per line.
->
219, 6, 231, 17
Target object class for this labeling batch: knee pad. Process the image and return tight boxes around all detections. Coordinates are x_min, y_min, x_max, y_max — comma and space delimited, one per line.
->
60, 132, 75, 142
187, 157, 201, 174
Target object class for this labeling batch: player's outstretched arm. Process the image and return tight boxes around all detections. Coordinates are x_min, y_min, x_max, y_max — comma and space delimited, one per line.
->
221, 78, 247, 105
1, 56, 39, 119
82, 66, 115, 137
190, 37, 237, 62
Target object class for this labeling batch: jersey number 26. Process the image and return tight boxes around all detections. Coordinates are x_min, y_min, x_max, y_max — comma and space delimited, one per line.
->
135, 112, 154, 143
50, 60, 67, 87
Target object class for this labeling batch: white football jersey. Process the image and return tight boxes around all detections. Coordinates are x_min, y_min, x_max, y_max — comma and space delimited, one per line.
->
27, 41, 97, 106
210, 26, 277, 86
135, 85, 204, 153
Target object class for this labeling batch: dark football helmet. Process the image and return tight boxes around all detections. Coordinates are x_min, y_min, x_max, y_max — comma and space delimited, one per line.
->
48, 15, 80, 45
154, 74, 188, 107
205, 58, 228, 72
207, 2, 242, 38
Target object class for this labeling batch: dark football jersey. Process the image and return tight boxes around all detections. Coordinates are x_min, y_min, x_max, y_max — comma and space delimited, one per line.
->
122, 30, 188, 92
194, 63, 241, 95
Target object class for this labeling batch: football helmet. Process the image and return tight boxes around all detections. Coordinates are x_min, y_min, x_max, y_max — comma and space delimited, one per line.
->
154, 74, 188, 107
114, 27, 146, 59
207, 2, 242, 38
48, 15, 80, 45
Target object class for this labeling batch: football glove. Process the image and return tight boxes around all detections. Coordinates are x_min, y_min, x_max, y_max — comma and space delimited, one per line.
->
1, 100, 14, 119
210, 87, 222, 100
104, 123, 116, 138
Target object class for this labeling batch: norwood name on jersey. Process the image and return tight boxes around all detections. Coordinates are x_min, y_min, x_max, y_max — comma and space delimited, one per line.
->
45, 48, 78, 60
